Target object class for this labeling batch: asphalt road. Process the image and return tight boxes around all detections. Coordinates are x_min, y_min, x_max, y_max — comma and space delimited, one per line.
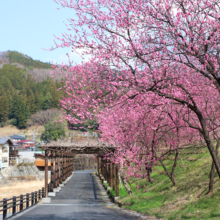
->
12, 170, 139, 220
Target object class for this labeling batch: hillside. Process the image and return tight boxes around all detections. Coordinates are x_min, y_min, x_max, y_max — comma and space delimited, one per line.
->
7, 51, 51, 69
0, 51, 66, 129
114, 146, 220, 220
0, 51, 63, 81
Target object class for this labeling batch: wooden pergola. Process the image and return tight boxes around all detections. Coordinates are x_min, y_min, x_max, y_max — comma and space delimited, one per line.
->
39, 143, 120, 198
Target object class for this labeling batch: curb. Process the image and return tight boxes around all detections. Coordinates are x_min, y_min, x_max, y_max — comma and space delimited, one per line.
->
94, 172, 154, 220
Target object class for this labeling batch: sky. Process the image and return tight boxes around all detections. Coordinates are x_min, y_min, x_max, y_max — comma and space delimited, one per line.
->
0, 0, 83, 64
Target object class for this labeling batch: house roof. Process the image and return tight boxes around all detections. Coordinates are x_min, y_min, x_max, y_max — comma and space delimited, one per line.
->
10, 135, 26, 140
0, 138, 13, 145
17, 140, 35, 143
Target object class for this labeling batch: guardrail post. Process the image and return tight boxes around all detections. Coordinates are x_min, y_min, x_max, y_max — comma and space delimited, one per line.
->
35, 191, 37, 204
20, 194, 23, 212
31, 192, 34, 206
42, 187, 44, 198
12, 196, 16, 216
38, 190, 41, 200
3, 198, 7, 220
26, 193, 29, 209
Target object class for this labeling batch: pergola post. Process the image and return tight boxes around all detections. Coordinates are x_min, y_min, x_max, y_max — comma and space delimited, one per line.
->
97, 156, 100, 175
65, 156, 67, 180
45, 150, 48, 198
70, 155, 72, 175
102, 159, 105, 178
70, 156, 72, 175
112, 163, 116, 191
100, 158, 103, 176
61, 155, 64, 183
116, 163, 119, 197
69, 156, 71, 175
55, 153, 58, 188
110, 162, 112, 188
50, 153, 54, 192
67, 156, 69, 177
64, 156, 67, 180
70, 155, 73, 175
57, 155, 60, 186
105, 160, 107, 180
107, 161, 109, 183
68, 155, 70, 176
103, 158, 105, 178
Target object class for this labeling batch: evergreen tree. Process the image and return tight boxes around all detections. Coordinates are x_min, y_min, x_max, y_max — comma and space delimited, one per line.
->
0, 63, 63, 124
34, 91, 41, 110
16, 96, 30, 128
0, 95, 9, 124
27, 91, 36, 114
43, 92, 52, 110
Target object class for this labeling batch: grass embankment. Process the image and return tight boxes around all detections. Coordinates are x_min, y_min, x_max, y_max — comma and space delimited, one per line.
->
114, 147, 220, 219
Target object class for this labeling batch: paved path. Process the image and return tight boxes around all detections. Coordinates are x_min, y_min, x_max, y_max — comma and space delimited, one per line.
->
12, 170, 139, 220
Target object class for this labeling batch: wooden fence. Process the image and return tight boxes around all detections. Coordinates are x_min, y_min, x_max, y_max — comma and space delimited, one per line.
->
0, 184, 50, 220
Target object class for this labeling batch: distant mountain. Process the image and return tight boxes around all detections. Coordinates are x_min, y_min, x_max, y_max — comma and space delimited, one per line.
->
0, 51, 51, 68
0, 51, 66, 128
0, 51, 62, 81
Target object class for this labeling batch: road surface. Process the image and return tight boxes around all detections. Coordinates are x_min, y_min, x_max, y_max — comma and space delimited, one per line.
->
12, 170, 139, 220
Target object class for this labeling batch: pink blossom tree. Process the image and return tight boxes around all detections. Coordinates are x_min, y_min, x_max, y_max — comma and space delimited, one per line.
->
52, 0, 220, 180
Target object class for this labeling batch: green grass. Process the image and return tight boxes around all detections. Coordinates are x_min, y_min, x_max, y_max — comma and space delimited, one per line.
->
113, 147, 220, 219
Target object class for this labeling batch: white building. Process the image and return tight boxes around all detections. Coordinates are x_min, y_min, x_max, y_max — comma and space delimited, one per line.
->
0, 138, 13, 169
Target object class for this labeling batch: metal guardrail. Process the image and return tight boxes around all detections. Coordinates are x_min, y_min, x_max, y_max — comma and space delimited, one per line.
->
0, 184, 50, 220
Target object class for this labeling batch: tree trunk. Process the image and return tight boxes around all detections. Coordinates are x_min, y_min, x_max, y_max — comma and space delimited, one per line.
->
159, 150, 179, 186
171, 150, 179, 186
195, 111, 220, 178
147, 167, 153, 184
155, 91, 220, 179
208, 139, 220, 194
120, 173, 133, 195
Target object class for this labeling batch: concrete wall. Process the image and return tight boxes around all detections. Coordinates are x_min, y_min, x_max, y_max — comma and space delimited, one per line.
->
18, 151, 44, 162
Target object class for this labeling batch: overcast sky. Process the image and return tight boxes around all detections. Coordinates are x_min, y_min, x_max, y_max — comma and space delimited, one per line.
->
0, 0, 83, 64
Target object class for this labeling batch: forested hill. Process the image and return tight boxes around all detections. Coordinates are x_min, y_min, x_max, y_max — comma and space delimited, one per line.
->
0, 51, 51, 68
0, 51, 63, 81
0, 51, 65, 128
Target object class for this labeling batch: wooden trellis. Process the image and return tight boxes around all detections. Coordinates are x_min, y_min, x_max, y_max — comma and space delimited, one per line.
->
39, 143, 119, 197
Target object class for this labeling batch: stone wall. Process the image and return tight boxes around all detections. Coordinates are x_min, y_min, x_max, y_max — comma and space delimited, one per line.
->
0, 165, 46, 183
